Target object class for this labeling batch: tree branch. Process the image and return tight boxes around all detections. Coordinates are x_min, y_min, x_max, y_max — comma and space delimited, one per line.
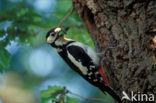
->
58, 6, 74, 28
31, 6, 74, 36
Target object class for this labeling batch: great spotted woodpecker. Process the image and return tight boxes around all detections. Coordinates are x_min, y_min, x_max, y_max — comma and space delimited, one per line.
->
46, 27, 121, 103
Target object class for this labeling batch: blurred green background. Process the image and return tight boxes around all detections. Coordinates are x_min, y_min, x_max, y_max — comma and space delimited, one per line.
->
0, 0, 114, 103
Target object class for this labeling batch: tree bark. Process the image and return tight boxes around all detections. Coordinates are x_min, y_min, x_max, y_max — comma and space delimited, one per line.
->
72, 0, 156, 102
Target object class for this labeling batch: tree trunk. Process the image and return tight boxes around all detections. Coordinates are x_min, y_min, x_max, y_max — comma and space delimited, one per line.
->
72, 0, 156, 102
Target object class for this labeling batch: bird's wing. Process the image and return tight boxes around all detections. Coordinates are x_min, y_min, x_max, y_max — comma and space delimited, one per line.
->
66, 45, 95, 75
67, 42, 99, 65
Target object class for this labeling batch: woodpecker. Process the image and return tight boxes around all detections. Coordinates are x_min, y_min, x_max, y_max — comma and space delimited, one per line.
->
46, 27, 121, 103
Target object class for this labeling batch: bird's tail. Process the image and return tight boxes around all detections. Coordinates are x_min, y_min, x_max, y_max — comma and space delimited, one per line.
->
100, 84, 122, 103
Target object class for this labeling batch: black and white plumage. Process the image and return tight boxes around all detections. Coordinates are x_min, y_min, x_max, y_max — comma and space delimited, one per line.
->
46, 27, 121, 103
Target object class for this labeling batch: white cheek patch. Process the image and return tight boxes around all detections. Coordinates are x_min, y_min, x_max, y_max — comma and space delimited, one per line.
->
47, 36, 54, 43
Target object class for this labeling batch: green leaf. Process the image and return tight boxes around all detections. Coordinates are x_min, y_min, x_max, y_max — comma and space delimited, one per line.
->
0, 47, 10, 72
40, 86, 64, 103
66, 96, 79, 103
41, 86, 63, 98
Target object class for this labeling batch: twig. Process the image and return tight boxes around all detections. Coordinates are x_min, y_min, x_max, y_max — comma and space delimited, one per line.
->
68, 91, 114, 103
58, 6, 74, 27
31, 6, 74, 36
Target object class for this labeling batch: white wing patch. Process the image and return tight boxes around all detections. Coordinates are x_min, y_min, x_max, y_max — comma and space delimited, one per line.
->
67, 51, 88, 75
88, 72, 93, 76
89, 65, 95, 70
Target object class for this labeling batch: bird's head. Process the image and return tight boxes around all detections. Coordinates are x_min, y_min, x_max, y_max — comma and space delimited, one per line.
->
46, 27, 62, 44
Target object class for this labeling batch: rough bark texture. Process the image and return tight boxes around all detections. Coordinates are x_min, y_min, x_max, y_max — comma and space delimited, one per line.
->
72, 0, 156, 102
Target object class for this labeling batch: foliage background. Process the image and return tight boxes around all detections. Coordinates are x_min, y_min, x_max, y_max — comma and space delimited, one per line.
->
0, 0, 113, 103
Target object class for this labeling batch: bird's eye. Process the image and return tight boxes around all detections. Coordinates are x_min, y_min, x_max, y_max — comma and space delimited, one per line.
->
50, 33, 55, 36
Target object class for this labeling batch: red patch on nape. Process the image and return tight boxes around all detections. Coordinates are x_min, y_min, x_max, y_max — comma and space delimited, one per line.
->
98, 64, 109, 86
